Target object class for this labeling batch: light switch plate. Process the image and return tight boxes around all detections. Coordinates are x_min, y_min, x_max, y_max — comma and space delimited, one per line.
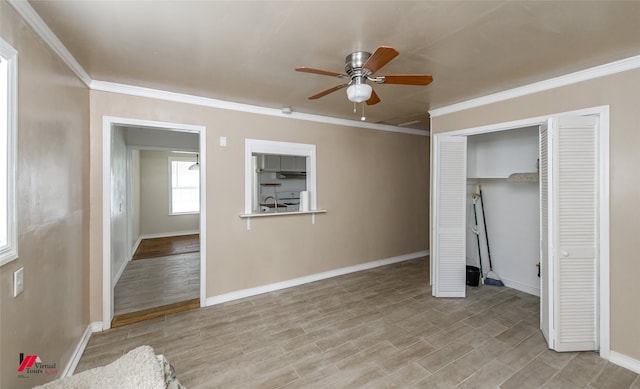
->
13, 267, 24, 297
220, 136, 227, 147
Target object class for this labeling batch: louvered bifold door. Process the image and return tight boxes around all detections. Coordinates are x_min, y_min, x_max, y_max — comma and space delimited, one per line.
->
539, 122, 553, 347
553, 115, 599, 352
432, 135, 467, 297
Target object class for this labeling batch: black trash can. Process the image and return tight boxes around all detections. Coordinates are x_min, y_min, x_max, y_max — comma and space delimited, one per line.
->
466, 265, 480, 287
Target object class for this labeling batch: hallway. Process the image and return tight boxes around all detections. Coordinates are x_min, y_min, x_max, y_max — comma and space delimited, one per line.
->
114, 252, 200, 316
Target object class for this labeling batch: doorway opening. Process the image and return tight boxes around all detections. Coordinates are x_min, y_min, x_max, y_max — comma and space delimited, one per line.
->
102, 117, 206, 329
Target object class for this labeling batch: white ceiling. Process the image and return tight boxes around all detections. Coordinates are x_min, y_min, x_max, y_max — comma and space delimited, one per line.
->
28, 1, 640, 130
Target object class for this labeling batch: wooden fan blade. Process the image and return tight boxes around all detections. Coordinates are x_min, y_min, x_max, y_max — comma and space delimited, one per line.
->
366, 89, 381, 105
296, 67, 348, 78
380, 74, 433, 86
308, 84, 349, 100
362, 46, 399, 74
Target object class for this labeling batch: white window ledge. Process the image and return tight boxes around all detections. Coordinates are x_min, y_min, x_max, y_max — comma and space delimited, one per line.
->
239, 209, 327, 230
239, 209, 327, 218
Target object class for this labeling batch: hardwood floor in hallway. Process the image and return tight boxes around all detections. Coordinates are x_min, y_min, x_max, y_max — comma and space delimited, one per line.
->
132, 234, 200, 260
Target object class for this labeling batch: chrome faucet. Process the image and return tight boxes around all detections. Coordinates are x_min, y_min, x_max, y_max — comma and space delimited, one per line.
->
264, 196, 278, 212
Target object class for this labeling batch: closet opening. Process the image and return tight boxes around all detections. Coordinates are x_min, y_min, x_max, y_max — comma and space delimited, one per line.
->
431, 105, 609, 355
466, 126, 541, 296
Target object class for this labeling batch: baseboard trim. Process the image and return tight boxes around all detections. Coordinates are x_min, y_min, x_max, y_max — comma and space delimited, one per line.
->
139, 230, 200, 240
206, 250, 429, 306
90, 321, 103, 333
609, 351, 640, 375
60, 324, 93, 377
112, 256, 128, 286
131, 235, 143, 258
499, 276, 540, 297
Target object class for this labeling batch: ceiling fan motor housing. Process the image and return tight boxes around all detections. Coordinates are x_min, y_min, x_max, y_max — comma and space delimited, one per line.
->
345, 51, 372, 78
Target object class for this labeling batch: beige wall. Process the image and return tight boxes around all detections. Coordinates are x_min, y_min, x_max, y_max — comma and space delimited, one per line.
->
0, 4, 90, 388
139, 150, 200, 236
89, 90, 429, 321
431, 68, 640, 361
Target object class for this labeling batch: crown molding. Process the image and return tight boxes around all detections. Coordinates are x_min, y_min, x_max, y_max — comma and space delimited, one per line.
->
11, 0, 640, 133
90, 80, 429, 136
430, 54, 640, 118
9, 0, 427, 136
8, 0, 92, 87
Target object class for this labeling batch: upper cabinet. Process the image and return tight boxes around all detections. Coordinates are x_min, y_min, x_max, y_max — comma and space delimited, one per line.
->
280, 155, 306, 172
257, 154, 306, 172
467, 126, 539, 179
259, 154, 281, 172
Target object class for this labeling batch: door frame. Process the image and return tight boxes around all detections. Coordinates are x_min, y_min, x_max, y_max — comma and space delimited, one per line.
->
430, 105, 609, 358
102, 116, 207, 330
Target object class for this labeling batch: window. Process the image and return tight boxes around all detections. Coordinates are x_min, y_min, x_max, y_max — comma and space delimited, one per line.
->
244, 139, 316, 214
0, 38, 17, 266
169, 157, 200, 214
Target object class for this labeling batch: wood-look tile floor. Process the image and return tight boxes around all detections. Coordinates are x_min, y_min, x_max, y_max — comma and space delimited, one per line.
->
80, 257, 639, 388
114, 252, 200, 315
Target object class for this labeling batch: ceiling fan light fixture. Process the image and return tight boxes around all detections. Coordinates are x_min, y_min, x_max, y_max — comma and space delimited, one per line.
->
346, 83, 372, 103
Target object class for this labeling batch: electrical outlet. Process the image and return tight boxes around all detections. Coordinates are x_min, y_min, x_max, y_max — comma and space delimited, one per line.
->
13, 267, 24, 297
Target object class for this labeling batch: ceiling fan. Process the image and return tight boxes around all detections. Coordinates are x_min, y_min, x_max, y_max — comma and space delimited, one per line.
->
295, 46, 432, 119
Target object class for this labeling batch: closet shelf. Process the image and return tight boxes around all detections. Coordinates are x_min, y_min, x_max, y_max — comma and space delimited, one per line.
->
467, 176, 508, 180
467, 173, 539, 182
507, 172, 539, 182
